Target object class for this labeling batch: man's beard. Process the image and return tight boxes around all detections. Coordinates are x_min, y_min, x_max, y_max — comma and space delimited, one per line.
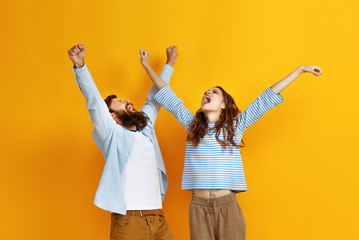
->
115, 109, 148, 130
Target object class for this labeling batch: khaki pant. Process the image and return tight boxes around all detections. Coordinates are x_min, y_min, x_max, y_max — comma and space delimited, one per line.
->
189, 193, 246, 240
110, 213, 174, 240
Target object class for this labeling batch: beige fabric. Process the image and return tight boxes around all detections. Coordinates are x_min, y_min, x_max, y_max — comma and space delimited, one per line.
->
189, 193, 246, 240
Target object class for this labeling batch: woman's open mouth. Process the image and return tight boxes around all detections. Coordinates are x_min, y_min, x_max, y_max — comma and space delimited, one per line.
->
202, 95, 211, 105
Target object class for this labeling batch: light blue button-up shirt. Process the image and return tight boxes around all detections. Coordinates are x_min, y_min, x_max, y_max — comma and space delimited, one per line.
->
73, 64, 174, 214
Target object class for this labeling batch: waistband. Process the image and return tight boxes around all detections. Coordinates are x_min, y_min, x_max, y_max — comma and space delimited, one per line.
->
191, 192, 237, 206
112, 209, 163, 217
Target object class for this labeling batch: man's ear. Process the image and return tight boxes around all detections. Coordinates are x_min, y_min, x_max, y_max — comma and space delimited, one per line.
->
111, 112, 121, 125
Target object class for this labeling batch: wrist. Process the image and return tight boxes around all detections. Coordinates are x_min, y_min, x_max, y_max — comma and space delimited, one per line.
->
166, 60, 175, 67
74, 61, 85, 68
297, 66, 305, 74
142, 62, 150, 69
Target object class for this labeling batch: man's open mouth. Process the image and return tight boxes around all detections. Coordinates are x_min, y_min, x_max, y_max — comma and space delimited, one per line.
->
126, 103, 134, 112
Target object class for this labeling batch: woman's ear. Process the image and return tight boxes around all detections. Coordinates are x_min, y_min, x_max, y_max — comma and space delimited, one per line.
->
220, 102, 226, 110
111, 112, 116, 119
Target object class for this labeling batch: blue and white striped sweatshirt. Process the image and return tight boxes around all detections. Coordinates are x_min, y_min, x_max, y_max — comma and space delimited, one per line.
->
154, 86, 284, 192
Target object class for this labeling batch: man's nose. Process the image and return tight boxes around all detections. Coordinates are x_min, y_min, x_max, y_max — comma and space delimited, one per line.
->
125, 100, 130, 104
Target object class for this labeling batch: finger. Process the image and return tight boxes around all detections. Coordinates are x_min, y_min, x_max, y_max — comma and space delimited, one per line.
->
316, 66, 323, 74
312, 66, 322, 75
78, 44, 85, 50
69, 48, 76, 56
312, 69, 320, 76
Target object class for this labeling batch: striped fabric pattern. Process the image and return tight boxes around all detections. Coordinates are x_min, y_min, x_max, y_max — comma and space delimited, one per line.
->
154, 86, 284, 191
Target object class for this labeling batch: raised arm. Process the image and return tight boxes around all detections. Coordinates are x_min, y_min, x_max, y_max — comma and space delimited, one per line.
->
140, 46, 178, 125
139, 48, 176, 90
138, 47, 194, 130
68, 44, 116, 144
237, 65, 323, 131
271, 65, 323, 94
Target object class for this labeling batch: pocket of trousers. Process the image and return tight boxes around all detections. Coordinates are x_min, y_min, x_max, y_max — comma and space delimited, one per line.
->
116, 215, 131, 226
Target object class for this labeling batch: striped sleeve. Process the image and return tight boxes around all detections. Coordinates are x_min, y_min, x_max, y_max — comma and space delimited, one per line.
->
237, 86, 284, 131
140, 64, 174, 126
154, 86, 194, 131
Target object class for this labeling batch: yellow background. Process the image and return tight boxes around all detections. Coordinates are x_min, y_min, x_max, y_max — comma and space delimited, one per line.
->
1, 0, 358, 239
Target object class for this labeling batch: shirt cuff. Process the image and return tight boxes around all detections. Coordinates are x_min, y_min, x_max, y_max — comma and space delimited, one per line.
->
268, 86, 284, 104
161, 64, 174, 75
72, 63, 88, 74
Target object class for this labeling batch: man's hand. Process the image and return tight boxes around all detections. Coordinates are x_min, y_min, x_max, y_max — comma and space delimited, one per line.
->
299, 65, 323, 76
166, 46, 178, 66
140, 49, 150, 68
68, 44, 86, 68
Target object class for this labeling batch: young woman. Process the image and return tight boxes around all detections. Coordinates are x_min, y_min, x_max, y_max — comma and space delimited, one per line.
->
139, 48, 322, 240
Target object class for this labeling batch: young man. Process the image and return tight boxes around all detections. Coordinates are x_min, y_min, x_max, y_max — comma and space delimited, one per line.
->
68, 44, 178, 240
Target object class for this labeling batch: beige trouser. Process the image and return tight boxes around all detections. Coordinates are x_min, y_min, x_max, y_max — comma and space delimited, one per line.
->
189, 193, 246, 240
110, 213, 174, 240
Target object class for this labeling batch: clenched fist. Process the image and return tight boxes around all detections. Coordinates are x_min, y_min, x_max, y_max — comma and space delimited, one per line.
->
139, 49, 150, 68
299, 65, 323, 76
166, 46, 178, 66
68, 44, 86, 68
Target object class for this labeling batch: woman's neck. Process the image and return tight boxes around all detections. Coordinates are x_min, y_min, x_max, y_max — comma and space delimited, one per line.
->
205, 111, 221, 123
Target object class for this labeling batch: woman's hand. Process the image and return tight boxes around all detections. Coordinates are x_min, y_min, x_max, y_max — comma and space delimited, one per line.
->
139, 49, 150, 68
299, 65, 323, 76
271, 65, 323, 94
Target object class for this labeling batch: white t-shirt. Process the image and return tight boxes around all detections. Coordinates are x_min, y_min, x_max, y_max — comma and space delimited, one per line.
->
121, 131, 162, 210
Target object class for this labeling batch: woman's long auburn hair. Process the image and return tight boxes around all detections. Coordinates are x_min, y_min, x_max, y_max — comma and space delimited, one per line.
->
187, 86, 245, 150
